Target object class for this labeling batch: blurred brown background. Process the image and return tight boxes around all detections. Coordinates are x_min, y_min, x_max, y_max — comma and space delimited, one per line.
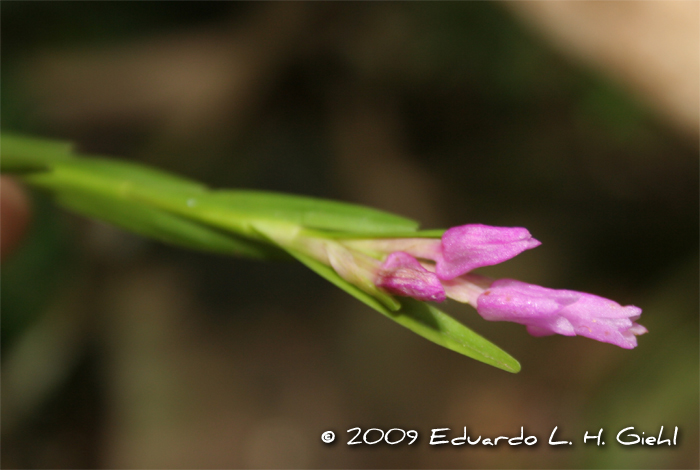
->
2, 2, 698, 468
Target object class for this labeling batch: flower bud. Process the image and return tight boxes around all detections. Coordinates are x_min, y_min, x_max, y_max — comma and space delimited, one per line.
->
436, 225, 541, 280
375, 252, 446, 302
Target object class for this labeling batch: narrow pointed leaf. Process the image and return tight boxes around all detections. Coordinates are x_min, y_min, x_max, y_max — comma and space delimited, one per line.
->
396, 299, 521, 373
55, 188, 286, 259
24, 157, 206, 196
129, 189, 421, 239
20, 156, 420, 240
209, 190, 420, 233
273, 243, 521, 372
1, 133, 75, 172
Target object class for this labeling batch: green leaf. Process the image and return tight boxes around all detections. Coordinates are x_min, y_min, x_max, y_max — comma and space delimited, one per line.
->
66, 158, 206, 193
24, 157, 206, 196
127, 189, 421, 240
2, 133, 419, 237
396, 299, 521, 373
1, 132, 75, 172
20, 156, 420, 241
209, 190, 419, 234
55, 188, 286, 259
274, 243, 521, 373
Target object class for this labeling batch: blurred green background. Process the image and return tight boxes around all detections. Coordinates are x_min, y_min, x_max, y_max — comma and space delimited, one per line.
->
2, 2, 698, 468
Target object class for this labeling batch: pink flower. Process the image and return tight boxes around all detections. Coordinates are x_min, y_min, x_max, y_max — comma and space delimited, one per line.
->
360, 224, 540, 280
370, 224, 646, 349
298, 222, 645, 349
476, 280, 647, 349
373, 224, 539, 299
375, 252, 446, 302
435, 224, 541, 280
375, 251, 493, 305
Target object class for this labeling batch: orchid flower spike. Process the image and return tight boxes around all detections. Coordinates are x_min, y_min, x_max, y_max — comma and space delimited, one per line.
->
360, 224, 646, 349
284, 222, 645, 349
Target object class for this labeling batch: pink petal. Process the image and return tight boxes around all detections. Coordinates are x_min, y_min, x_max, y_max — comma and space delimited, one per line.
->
436, 225, 541, 280
476, 279, 646, 349
376, 252, 446, 302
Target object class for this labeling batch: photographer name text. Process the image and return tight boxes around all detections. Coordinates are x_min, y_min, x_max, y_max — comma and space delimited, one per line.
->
321, 426, 679, 447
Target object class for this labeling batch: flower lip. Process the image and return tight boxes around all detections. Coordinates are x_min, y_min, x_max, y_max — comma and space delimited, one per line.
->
435, 224, 541, 280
